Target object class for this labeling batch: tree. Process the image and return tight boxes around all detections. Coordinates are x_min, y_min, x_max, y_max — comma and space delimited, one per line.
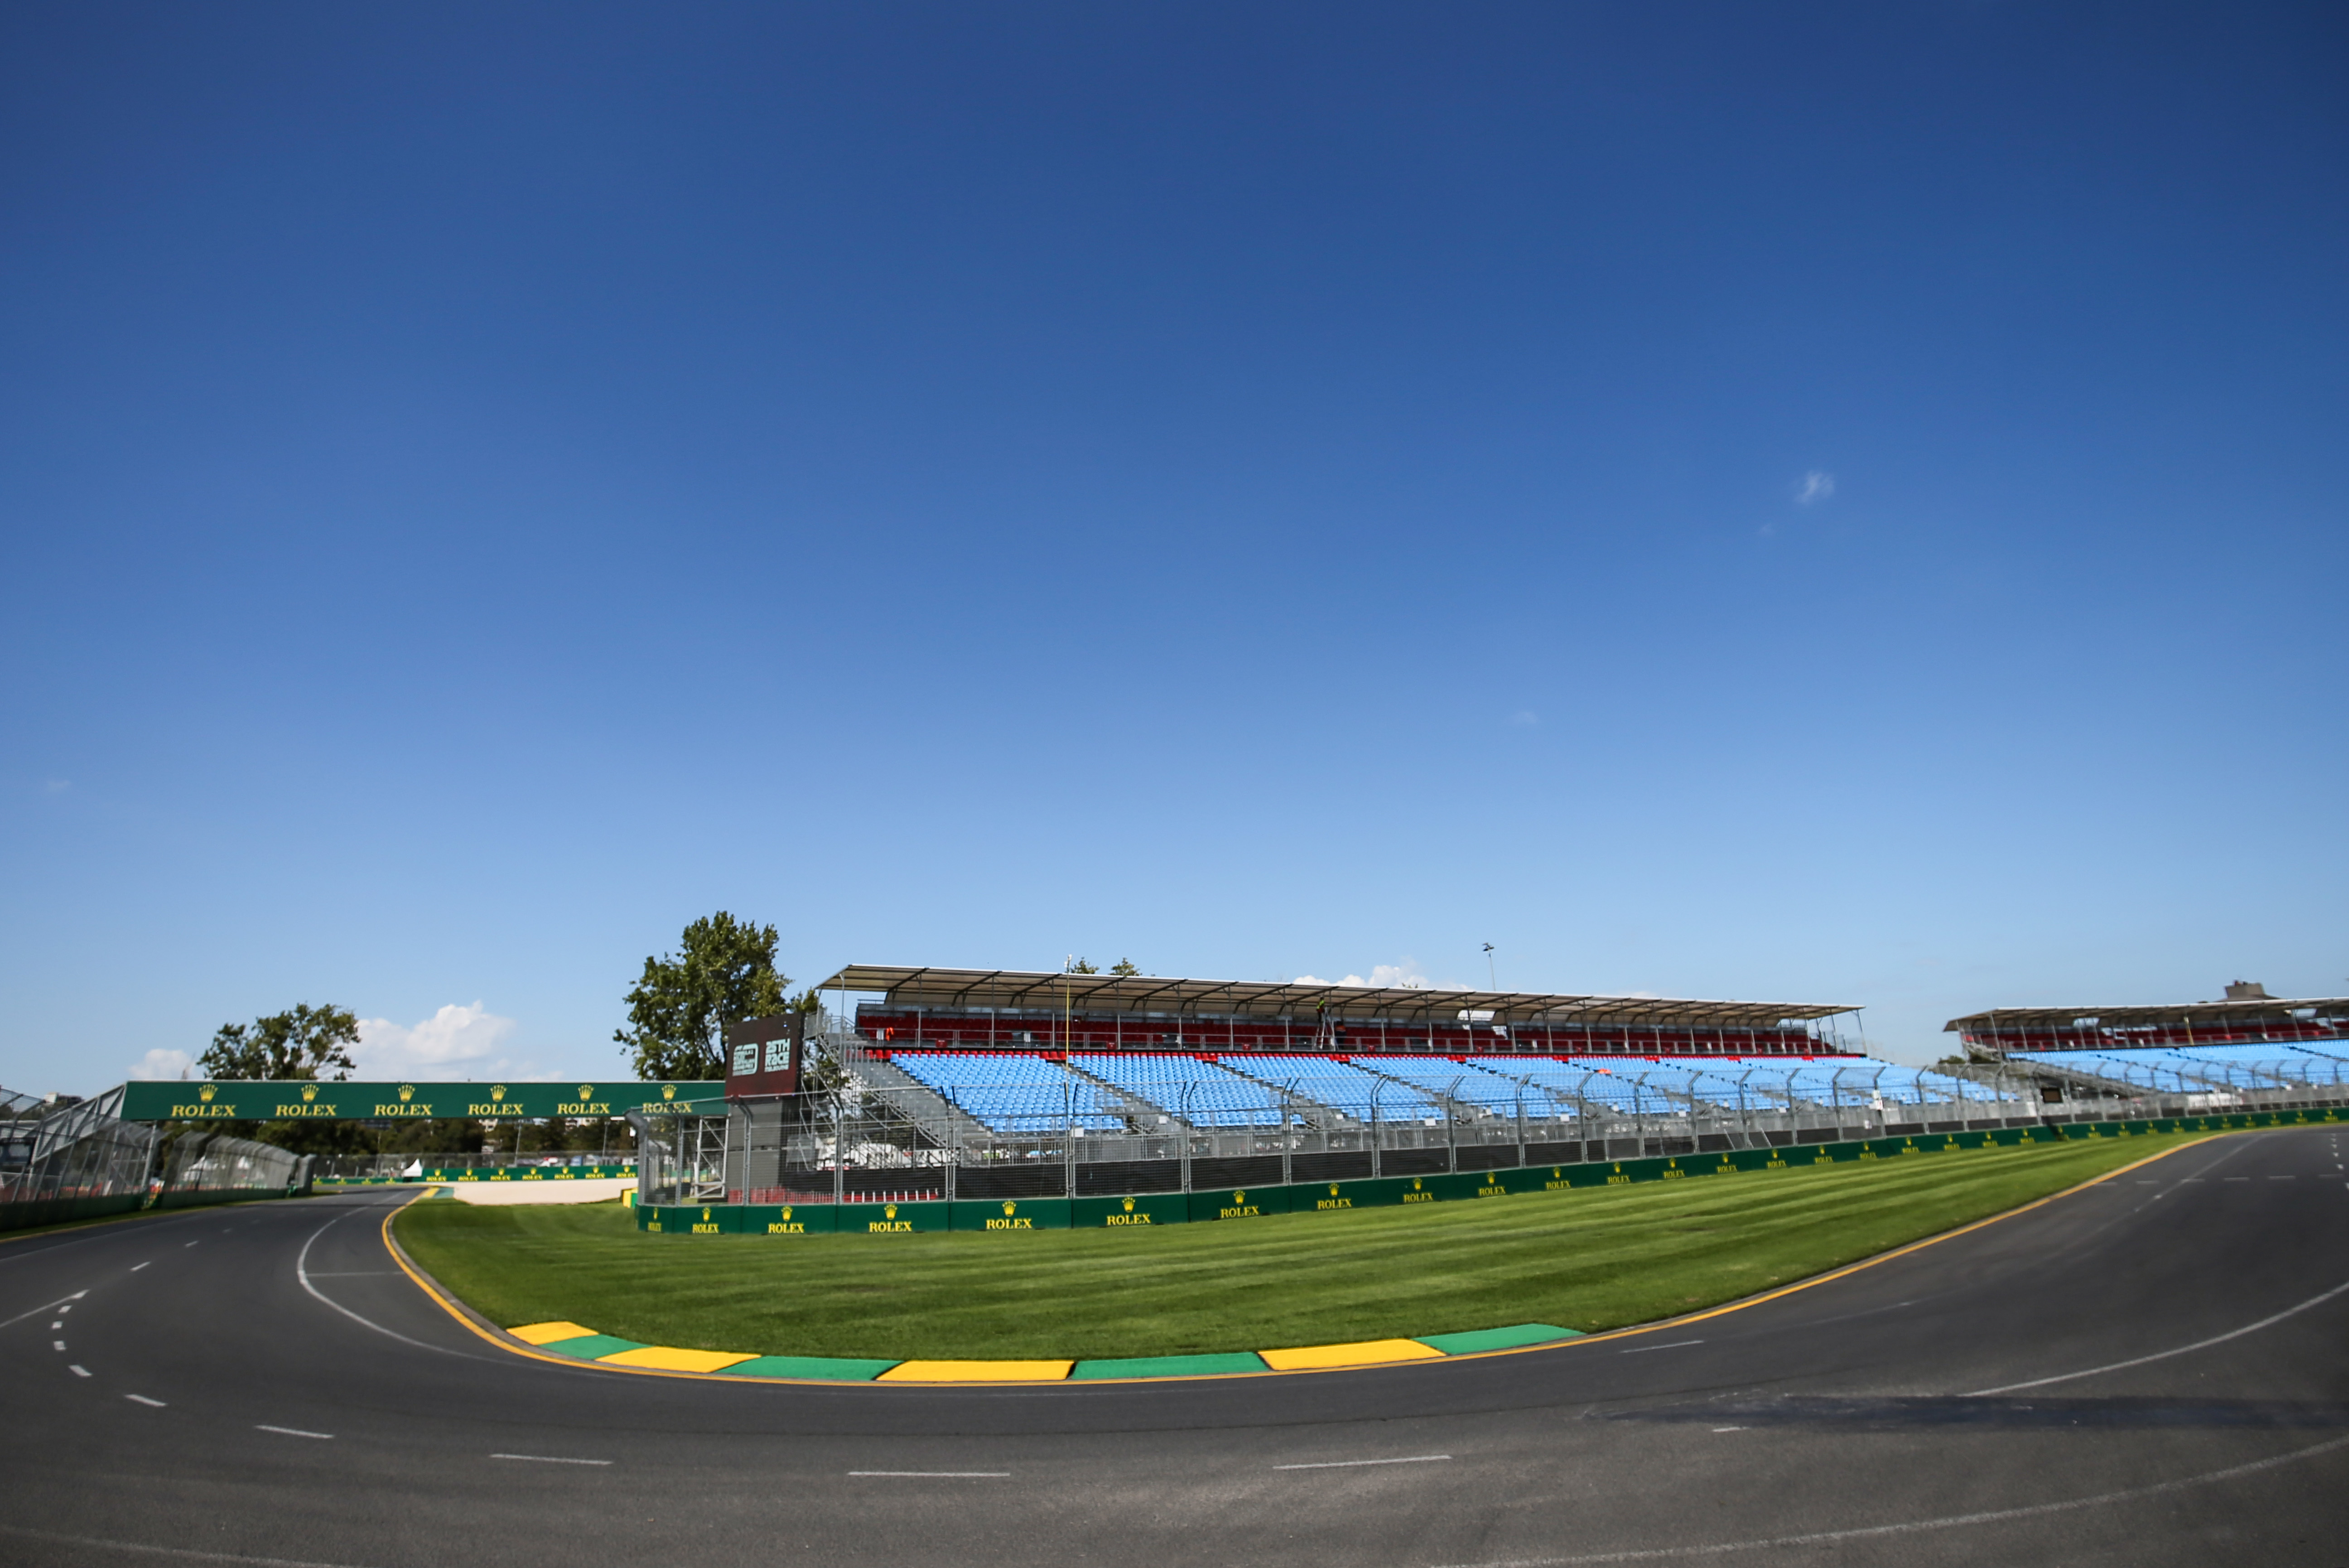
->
1067, 957, 1099, 974
198, 1004, 359, 1081
615, 912, 791, 1080
1110, 958, 1141, 976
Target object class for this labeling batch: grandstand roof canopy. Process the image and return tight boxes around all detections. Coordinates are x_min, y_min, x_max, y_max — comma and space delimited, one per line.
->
816, 965, 1856, 1029
1945, 997, 2349, 1031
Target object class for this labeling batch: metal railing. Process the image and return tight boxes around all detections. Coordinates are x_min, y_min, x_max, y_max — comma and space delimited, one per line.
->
1, 1085, 306, 1231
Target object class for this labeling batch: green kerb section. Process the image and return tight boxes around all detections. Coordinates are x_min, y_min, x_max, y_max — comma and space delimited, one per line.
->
723, 1355, 902, 1381
537, 1333, 647, 1360
1414, 1323, 1580, 1355
1070, 1352, 1271, 1379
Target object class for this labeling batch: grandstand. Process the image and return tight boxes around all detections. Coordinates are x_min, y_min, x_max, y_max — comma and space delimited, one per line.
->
1946, 982, 2349, 1107
666, 966, 2062, 1206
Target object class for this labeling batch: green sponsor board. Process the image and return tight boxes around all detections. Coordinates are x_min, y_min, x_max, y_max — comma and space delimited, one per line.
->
120, 1080, 721, 1122
844, 1199, 950, 1234
738, 1204, 839, 1235
1187, 1183, 1294, 1222
422, 1164, 634, 1181
1293, 1178, 1391, 1214
950, 1197, 1071, 1232
1070, 1192, 1190, 1228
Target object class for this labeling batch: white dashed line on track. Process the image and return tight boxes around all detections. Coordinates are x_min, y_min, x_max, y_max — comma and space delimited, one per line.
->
1276, 1455, 1452, 1470
1620, 1340, 1705, 1354
53, 1341, 66, 1351
69, 1365, 90, 1378
1712, 1427, 1746, 1433
257, 1425, 333, 1439
125, 1394, 165, 1407
50, 1321, 63, 1330
131, 1262, 149, 1271
492, 1453, 613, 1466
848, 1470, 1008, 1477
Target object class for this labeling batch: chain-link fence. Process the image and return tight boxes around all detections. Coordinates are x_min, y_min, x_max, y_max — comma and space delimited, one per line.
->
630, 1025, 2349, 1210
0, 1085, 307, 1231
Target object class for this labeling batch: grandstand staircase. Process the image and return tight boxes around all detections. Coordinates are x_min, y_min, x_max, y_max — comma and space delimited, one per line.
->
844, 1054, 995, 1148
1057, 1059, 1192, 1132
1209, 1060, 1359, 1129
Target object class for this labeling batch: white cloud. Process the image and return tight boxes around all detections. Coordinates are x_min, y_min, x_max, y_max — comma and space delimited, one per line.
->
130, 1048, 193, 1081
1294, 960, 1429, 989
353, 1003, 519, 1076
1795, 471, 1835, 505
1508, 710, 1539, 728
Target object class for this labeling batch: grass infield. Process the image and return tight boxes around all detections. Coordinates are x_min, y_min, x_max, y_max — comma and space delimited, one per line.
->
395, 1131, 2204, 1361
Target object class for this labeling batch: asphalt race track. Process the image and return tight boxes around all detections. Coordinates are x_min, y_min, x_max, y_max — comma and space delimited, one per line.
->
5, 1127, 2346, 1568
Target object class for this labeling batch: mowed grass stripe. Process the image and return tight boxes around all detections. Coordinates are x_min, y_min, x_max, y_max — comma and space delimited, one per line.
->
394, 1134, 2199, 1362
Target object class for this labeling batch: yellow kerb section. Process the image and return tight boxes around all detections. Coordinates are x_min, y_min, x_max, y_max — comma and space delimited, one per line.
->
595, 1346, 757, 1373
1257, 1338, 1447, 1371
509, 1321, 598, 1346
877, 1360, 1075, 1383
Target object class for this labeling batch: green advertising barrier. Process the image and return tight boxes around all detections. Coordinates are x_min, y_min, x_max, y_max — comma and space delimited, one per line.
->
632, 1114, 2310, 1238
418, 1164, 634, 1181
842, 1199, 950, 1234
738, 1203, 840, 1235
1187, 1183, 1294, 1222
120, 1080, 721, 1123
1292, 1178, 1393, 1213
950, 1197, 1071, 1232
1071, 1192, 1190, 1228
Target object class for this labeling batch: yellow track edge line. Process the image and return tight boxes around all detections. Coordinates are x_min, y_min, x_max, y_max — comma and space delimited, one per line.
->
381, 1129, 2236, 1387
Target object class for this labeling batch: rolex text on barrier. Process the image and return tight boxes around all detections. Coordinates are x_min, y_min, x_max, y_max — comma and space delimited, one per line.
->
119, 1081, 724, 1122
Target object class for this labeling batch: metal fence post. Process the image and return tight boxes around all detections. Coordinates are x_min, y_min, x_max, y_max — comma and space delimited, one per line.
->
1180, 1082, 1194, 1192
1279, 1080, 1294, 1187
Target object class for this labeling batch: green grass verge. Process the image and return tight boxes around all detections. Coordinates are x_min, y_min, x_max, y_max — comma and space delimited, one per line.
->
394, 1132, 2203, 1361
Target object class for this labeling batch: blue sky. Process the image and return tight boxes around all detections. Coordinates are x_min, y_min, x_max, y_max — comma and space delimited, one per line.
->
4, 2, 2344, 1092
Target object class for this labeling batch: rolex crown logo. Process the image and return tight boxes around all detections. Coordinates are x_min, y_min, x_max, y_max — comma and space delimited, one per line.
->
492, 1084, 507, 1101
662, 1084, 677, 1100
398, 1084, 415, 1102
1233, 1191, 1245, 1204
701, 1208, 711, 1222
301, 1083, 319, 1102
1329, 1183, 1339, 1195
578, 1084, 593, 1101
1002, 1201, 1015, 1215
198, 1083, 217, 1103
1121, 1196, 1135, 1212
780, 1206, 792, 1220
884, 1203, 897, 1219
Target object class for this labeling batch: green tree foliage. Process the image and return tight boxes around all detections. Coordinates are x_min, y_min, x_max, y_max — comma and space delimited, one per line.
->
615, 912, 791, 1080
1067, 957, 1099, 974
1110, 958, 1141, 976
198, 1004, 360, 1081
